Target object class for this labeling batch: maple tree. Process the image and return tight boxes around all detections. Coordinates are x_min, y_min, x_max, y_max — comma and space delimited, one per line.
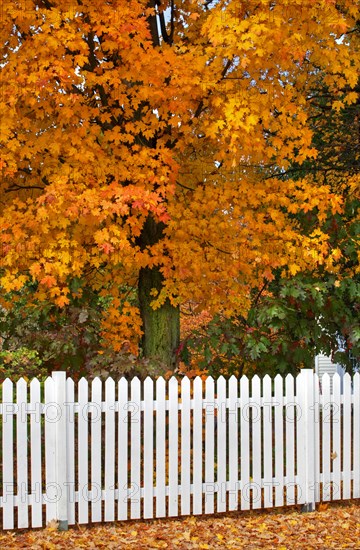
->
181, 58, 360, 378
0, 0, 359, 370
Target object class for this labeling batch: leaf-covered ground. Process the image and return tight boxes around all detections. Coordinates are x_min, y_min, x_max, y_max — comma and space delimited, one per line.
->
2, 502, 360, 549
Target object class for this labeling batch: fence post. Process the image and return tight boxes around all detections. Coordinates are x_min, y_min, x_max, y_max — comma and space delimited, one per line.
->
52, 371, 68, 530
298, 369, 316, 512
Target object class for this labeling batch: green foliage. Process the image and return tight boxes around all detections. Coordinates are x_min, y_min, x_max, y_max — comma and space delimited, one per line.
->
180, 274, 360, 378
0, 280, 179, 380
0, 347, 47, 382
0, 282, 147, 380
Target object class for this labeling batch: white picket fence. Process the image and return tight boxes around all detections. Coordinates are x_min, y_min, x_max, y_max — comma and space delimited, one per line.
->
0, 369, 359, 530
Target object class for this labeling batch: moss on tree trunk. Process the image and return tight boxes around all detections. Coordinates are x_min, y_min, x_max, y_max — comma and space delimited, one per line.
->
137, 216, 180, 371
138, 266, 180, 371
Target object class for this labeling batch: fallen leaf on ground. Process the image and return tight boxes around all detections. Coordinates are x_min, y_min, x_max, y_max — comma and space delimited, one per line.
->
2, 501, 360, 549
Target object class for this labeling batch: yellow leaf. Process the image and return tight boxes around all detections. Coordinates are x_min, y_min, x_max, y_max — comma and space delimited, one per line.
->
289, 264, 300, 276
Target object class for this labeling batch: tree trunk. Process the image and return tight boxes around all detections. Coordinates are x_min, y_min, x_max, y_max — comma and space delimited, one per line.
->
137, 216, 180, 371
136, 6, 179, 371
138, 266, 180, 370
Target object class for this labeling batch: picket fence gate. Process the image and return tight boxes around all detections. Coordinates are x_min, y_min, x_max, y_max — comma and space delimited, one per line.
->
0, 369, 359, 530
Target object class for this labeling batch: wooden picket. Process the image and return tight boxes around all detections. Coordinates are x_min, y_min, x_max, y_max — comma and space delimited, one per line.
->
216, 376, 227, 513
66, 378, 75, 525
104, 378, 115, 521
0, 370, 360, 530
204, 376, 215, 514
44, 377, 56, 525
228, 375, 238, 511
117, 377, 128, 521
30, 378, 42, 528
274, 374, 284, 508
240, 375, 249, 511
354, 374, 360, 499
251, 375, 262, 509
91, 377, 102, 523
193, 376, 203, 514
130, 377, 141, 519
180, 377, 191, 515
321, 373, 331, 501
143, 377, 154, 519
16, 378, 28, 528
343, 373, 351, 500
77, 377, 88, 524
263, 375, 273, 508
2, 378, 14, 529
168, 377, 178, 516
285, 373, 295, 505
314, 372, 321, 504
332, 374, 341, 500
155, 377, 166, 518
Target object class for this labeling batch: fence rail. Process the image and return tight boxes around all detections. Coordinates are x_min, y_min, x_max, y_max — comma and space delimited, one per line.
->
0, 369, 359, 530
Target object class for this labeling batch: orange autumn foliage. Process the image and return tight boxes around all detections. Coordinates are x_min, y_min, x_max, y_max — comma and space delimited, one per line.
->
0, 0, 359, 352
